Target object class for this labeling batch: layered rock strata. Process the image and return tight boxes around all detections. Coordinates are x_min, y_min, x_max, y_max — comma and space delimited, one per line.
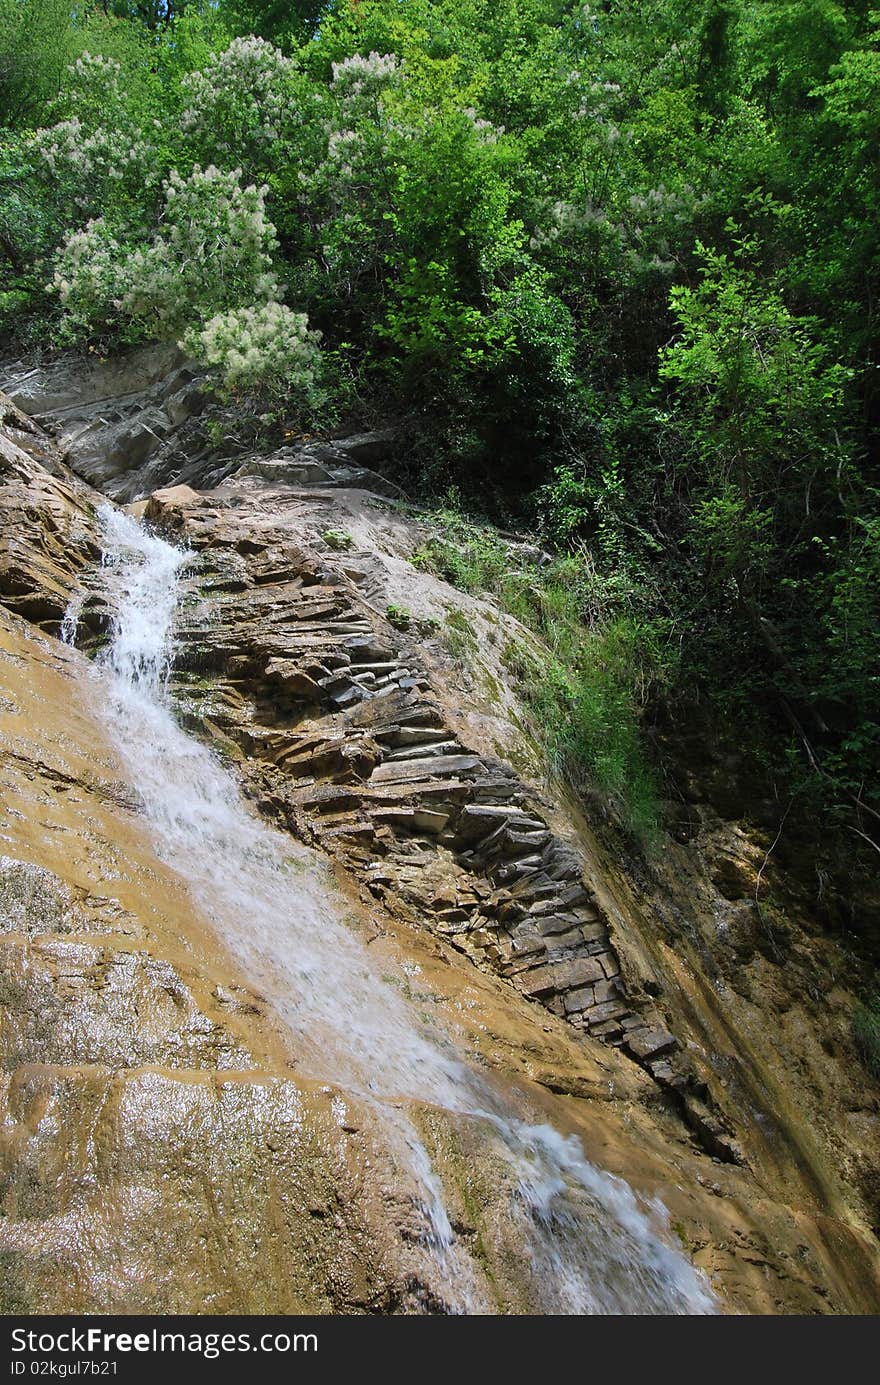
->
137, 481, 733, 1154
2, 369, 880, 1313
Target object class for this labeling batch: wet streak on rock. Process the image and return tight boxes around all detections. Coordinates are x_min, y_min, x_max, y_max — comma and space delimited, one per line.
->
140, 483, 738, 1162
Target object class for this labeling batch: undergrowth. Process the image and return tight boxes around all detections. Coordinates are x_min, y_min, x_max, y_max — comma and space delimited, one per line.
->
414, 503, 671, 842
853, 997, 880, 1080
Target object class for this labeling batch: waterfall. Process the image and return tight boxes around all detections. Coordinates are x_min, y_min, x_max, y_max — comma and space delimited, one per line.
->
66, 503, 716, 1316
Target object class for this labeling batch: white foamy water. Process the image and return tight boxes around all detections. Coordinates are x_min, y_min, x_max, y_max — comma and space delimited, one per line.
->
67, 504, 716, 1315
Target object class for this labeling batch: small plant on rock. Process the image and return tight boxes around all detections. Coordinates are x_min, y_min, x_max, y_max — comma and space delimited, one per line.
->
386, 602, 412, 630
323, 528, 354, 551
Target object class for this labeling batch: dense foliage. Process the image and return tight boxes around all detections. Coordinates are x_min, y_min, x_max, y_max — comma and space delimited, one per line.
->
1, 1, 878, 870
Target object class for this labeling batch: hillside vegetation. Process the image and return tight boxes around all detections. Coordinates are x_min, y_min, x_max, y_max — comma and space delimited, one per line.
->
1, 1, 878, 888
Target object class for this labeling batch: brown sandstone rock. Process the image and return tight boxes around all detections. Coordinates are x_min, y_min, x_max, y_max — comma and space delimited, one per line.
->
3, 366, 880, 1314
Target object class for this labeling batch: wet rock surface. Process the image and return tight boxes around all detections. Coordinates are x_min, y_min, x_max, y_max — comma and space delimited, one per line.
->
0, 352, 402, 507
1, 348, 214, 503
2, 354, 880, 1314
0, 394, 100, 628
0, 608, 414, 1312
135, 478, 743, 1163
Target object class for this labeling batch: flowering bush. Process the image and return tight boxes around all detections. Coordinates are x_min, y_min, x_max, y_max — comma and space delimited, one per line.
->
180, 37, 298, 171
330, 51, 399, 102
462, 107, 504, 144
51, 218, 129, 338
29, 52, 159, 216
313, 51, 400, 192
63, 51, 131, 124
183, 301, 323, 401
52, 165, 281, 340
157, 165, 280, 310
31, 117, 157, 202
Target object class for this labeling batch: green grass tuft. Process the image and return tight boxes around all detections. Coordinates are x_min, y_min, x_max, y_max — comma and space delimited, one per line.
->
323, 528, 354, 551
386, 602, 412, 630
853, 997, 880, 1080
416, 506, 668, 842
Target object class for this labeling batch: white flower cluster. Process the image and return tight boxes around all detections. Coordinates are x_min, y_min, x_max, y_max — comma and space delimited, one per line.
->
52, 166, 281, 338
323, 125, 364, 181
628, 183, 706, 225
462, 107, 504, 144
51, 219, 127, 335
563, 65, 625, 133
330, 51, 399, 99
311, 53, 402, 199
30, 51, 157, 208
529, 198, 614, 252
530, 180, 708, 283
183, 301, 323, 396
31, 117, 157, 205
327, 127, 361, 159
180, 37, 296, 161
650, 37, 701, 89
162, 164, 278, 270
67, 51, 126, 113
625, 183, 709, 274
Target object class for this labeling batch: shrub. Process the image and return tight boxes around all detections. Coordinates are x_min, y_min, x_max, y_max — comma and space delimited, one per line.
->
52, 165, 281, 342
184, 302, 323, 403
29, 51, 161, 222
180, 36, 297, 171
386, 602, 412, 630
322, 528, 354, 550
416, 505, 664, 840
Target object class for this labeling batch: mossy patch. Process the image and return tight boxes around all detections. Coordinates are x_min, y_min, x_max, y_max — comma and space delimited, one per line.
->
443, 608, 478, 663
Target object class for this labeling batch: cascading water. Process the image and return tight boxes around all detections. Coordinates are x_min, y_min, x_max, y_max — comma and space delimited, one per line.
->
66, 503, 716, 1315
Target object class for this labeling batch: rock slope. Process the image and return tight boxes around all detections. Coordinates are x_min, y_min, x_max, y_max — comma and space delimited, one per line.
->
1, 355, 879, 1313
138, 478, 736, 1164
